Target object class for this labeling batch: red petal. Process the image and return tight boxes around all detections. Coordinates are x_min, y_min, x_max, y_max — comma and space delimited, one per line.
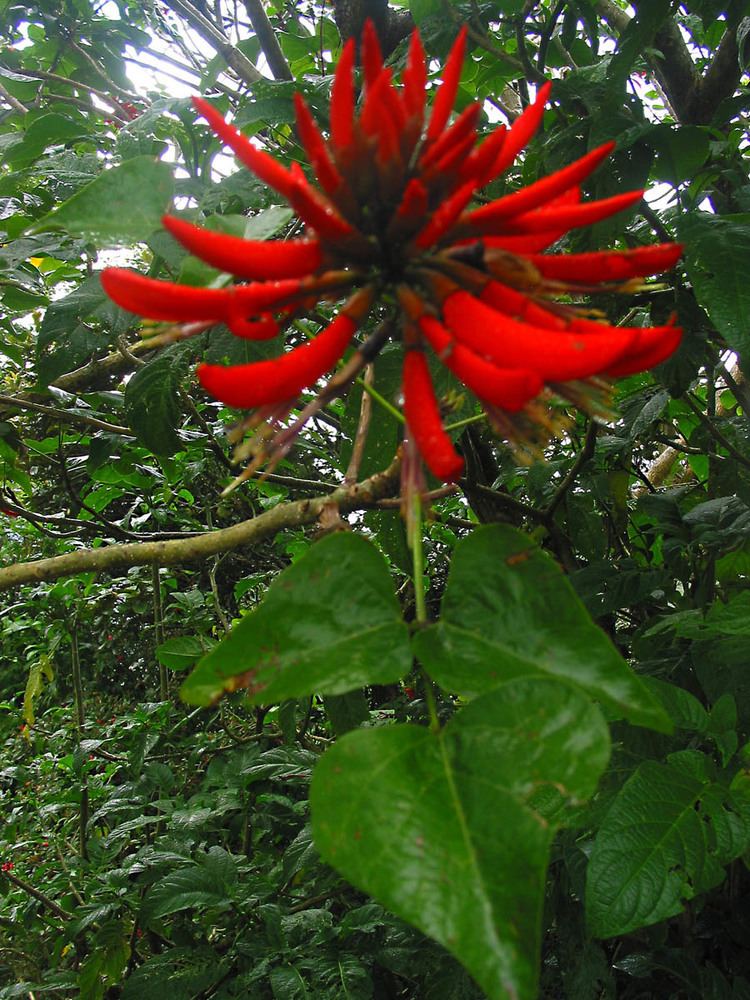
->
459, 124, 506, 185
481, 232, 567, 253
527, 243, 683, 282
419, 315, 542, 410
162, 216, 323, 280
466, 141, 615, 228
605, 323, 682, 376
402, 350, 464, 481
193, 97, 296, 200
198, 312, 358, 408
331, 39, 356, 152
293, 93, 343, 194
472, 189, 643, 237
422, 102, 481, 169
395, 178, 429, 221
479, 281, 567, 330
442, 289, 639, 381
415, 181, 476, 248
361, 19, 384, 90
426, 26, 468, 142
402, 29, 426, 123
225, 312, 279, 340
102, 268, 233, 321
489, 81, 552, 180
360, 69, 402, 163
287, 178, 355, 242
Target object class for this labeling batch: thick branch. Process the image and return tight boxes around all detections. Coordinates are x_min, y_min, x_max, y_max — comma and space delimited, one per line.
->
162, 0, 264, 86
242, 0, 292, 80
0, 458, 401, 592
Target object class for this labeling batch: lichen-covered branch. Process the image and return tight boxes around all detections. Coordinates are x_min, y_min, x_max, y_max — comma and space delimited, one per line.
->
0, 458, 401, 592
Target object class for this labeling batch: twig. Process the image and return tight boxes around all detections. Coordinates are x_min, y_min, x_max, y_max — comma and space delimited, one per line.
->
344, 364, 374, 485
0, 82, 29, 115
0, 393, 131, 436
544, 421, 597, 518
1, 870, 72, 922
684, 393, 750, 473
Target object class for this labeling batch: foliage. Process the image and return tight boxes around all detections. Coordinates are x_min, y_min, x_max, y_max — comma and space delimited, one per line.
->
1, 0, 750, 997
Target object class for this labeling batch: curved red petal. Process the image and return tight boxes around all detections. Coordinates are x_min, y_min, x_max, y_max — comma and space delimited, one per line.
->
442, 289, 639, 381
459, 124, 506, 185
287, 178, 355, 242
527, 243, 684, 282
605, 323, 682, 376
198, 312, 358, 408
225, 312, 280, 340
466, 141, 615, 228
489, 80, 552, 180
415, 181, 476, 248
422, 102, 480, 169
162, 216, 323, 280
420, 315, 542, 410
101, 268, 232, 321
293, 93, 343, 194
474, 189, 643, 237
402, 350, 464, 481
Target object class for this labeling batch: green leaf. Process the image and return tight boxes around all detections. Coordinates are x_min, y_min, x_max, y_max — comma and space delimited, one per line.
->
586, 758, 750, 938
181, 533, 411, 706
30, 157, 174, 245
156, 635, 217, 671
678, 212, 750, 363
311, 677, 610, 1000
124, 354, 184, 456
140, 867, 228, 923
23, 653, 54, 727
323, 690, 370, 736
413, 525, 670, 732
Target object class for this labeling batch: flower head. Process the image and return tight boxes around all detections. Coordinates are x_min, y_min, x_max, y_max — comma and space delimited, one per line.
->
102, 23, 682, 483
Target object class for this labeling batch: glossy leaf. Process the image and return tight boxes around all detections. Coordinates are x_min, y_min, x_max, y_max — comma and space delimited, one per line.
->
413, 525, 670, 732
312, 677, 610, 1000
678, 212, 750, 363
586, 757, 750, 938
30, 156, 174, 245
124, 354, 184, 456
181, 533, 411, 706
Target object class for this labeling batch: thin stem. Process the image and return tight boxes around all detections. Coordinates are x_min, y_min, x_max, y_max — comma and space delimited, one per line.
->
359, 380, 405, 424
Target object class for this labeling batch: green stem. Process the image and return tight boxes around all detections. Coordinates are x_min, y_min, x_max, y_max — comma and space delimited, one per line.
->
358, 379, 405, 424
410, 493, 427, 625
443, 412, 487, 433
410, 494, 441, 733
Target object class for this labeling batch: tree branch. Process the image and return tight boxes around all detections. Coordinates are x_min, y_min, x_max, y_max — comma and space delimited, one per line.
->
242, 0, 292, 80
0, 458, 401, 592
161, 0, 264, 86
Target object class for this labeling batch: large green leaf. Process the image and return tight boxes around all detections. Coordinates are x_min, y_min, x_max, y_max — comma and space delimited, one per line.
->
124, 354, 185, 456
678, 212, 750, 363
412, 525, 670, 732
30, 156, 174, 245
181, 533, 411, 706
586, 756, 750, 938
311, 677, 610, 1000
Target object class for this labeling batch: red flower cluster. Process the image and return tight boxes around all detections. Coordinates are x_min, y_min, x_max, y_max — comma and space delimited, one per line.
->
101, 23, 681, 482
1, 861, 13, 872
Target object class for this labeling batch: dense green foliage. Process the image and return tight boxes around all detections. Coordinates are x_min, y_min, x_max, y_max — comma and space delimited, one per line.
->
1, 0, 750, 997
